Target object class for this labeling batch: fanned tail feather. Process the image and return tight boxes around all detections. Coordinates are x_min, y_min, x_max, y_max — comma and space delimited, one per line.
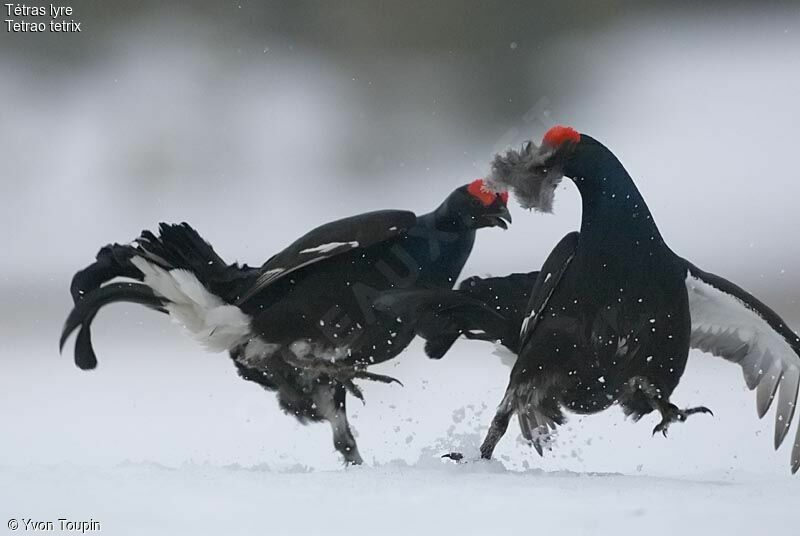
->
69, 243, 142, 303
60, 282, 165, 369
136, 223, 228, 276
61, 222, 254, 369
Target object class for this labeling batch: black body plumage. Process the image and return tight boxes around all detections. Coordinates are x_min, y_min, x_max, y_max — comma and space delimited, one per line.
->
60, 183, 510, 463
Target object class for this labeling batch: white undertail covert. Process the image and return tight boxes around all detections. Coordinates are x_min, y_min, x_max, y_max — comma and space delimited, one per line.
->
130, 257, 252, 352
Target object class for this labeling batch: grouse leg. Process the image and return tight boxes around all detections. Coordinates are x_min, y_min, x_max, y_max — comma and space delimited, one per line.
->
479, 393, 515, 459
441, 394, 515, 463
315, 384, 363, 465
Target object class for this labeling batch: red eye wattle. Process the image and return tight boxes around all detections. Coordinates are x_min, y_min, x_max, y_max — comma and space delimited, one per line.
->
467, 179, 495, 206
542, 125, 580, 148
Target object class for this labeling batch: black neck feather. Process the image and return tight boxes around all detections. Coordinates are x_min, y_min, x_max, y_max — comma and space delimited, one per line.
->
565, 135, 665, 260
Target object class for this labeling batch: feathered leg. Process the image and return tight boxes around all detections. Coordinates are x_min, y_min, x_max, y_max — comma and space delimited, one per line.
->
314, 384, 363, 465
479, 392, 515, 460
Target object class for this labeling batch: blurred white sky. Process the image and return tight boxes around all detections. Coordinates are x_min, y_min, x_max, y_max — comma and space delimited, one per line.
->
2, 7, 799, 299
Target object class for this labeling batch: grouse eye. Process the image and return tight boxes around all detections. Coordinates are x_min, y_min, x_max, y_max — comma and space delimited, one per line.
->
530, 165, 548, 175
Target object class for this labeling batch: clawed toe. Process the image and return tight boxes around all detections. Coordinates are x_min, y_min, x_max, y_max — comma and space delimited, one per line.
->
341, 370, 402, 403
283, 351, 403, 401
652, 421, 670, 437
684, 406, 713, 417
343, 452, 364, 466
652, 404, 714, 437
341, 380, 365, 402
441, 452, 465, 462
353, 370, 404, 386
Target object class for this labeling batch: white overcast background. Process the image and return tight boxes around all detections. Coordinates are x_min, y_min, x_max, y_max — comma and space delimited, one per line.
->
1, 2, 799, 535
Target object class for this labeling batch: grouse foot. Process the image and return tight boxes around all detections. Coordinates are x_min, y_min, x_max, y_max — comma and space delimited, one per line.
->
282, 351, 403, 400
652, 403, 714, 437
527, 427, 555, 456
343, 449, 364, 466
339, 370, 404, 402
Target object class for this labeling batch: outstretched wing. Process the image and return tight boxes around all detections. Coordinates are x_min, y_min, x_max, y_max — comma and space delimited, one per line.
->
684, 260, 800, 474
236, 210, 417, 305
518, 232, 580, 350
458, 272, 540, 334
373, 287, 510, 359
374, 271, 540, 360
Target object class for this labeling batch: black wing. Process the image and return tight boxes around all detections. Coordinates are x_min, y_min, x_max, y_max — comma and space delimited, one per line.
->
458, 272, 540, 339
374, 271, 541, 359
684, 260, 800, 474
373, 287, 508, 359
236, 210, 417, 305
518, 232, 580, 350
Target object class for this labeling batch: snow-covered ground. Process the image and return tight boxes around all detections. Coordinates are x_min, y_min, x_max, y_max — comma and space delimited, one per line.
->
2, 314, 799, 535
1, 462, 795, 536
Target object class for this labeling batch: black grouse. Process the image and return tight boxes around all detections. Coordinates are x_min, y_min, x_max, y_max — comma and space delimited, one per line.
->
60, 180, 511, 464
470, 125, 800, 473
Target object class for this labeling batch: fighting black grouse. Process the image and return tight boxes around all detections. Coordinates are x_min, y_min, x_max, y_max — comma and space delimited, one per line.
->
60, 180, 510, 464
474, 126, 800, 473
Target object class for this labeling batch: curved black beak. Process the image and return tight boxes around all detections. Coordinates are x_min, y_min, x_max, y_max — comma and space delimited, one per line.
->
483, 205, 512, 230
